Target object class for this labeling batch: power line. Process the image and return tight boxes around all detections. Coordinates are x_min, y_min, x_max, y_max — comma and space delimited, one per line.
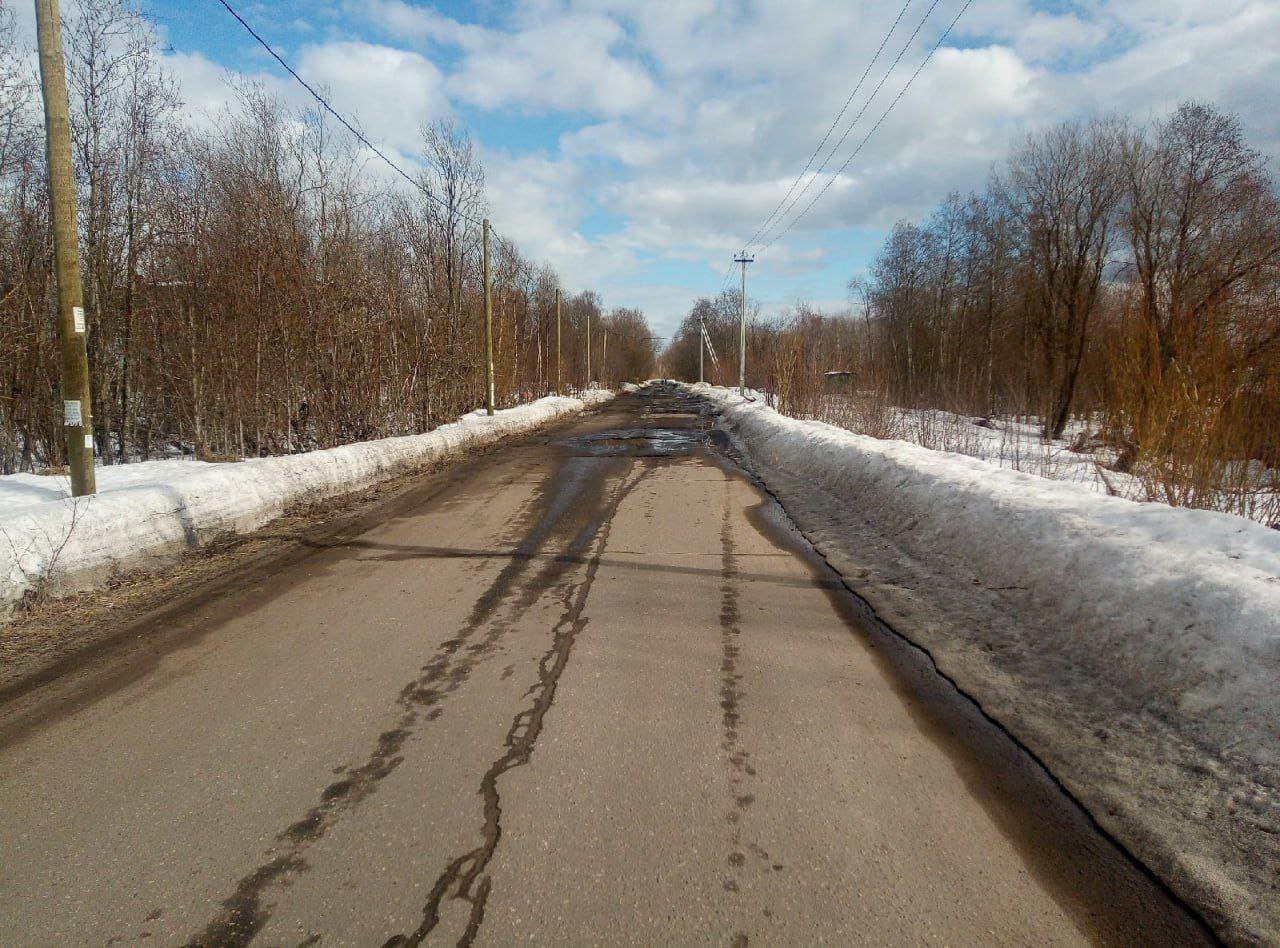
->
715, 258, 737, 295
758, 0, 974, 255
742, 0, 916, 252
213, 0, 487, 231
749, 0, 946, 254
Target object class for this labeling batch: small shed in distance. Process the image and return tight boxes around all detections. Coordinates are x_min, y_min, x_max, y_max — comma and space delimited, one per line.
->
823, 370, 853, 391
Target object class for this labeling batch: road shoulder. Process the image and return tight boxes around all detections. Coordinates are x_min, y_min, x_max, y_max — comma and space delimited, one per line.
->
0, 410, 595, 722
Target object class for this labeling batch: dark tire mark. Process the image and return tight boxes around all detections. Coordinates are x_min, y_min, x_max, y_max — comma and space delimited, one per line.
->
717, 476, 771, 928
382, 466, 653, 946
183, 454, 624, 947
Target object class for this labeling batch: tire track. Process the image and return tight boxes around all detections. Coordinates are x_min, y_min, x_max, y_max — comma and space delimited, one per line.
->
183, 456, 621, 947
719, 480, 761, 948
383, 466, 652, 946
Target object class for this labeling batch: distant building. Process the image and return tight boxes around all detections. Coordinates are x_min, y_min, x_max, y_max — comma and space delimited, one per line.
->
823, 370, 852, 390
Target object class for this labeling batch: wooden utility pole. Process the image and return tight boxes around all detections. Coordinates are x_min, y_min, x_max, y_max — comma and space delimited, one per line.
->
601, 330, 608, 388
734, 253, 754, 396
35, 0, 95, 495
482, 218, 495, 415
555, 287, 562, 394
585, 306, 592, 389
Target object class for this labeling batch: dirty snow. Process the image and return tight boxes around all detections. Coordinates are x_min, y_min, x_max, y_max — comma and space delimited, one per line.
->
688, 382, 1280, 943
0, 393, 613, 617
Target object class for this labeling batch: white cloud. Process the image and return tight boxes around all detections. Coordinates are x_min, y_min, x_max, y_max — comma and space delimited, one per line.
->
1061, 2, 1280, 155
483, 149, 640, 292
161, 43, 448, 191
163, 51, 281, 127
154, 0, 1280, 333
1013, 12, 1109, 62
363, 0, 656, 116
294, 41, 449, 153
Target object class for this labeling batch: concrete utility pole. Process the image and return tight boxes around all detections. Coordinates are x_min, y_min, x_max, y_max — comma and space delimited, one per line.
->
698, 311, 705, 384
482, 218, 495, 415
35, 0, 94, 495
555, 287, 562, 394
585, 307, 592, 389
734, 253, 754, 396
601, 331, 608, 388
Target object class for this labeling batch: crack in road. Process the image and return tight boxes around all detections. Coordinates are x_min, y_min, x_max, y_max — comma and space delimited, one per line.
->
383, 466, 653, 947
183, 454, 623, 947
183, 391, 734, 945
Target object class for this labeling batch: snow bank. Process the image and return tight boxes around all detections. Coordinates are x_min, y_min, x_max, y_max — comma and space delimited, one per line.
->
801, 398, 1278, 518
0, 392, 613, 617
687, 383, 1280, 941
697, 384, 1280, 760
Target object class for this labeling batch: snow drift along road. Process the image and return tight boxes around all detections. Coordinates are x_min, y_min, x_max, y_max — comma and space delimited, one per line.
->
687, 383, 1279, 945
0, 393, 613, 619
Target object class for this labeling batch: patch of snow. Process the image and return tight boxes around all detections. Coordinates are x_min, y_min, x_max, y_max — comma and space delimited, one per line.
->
790, 396, 1279, 523
698, 384, 1280, 758
0, 392, 613, 617
686, 382, 1280, 942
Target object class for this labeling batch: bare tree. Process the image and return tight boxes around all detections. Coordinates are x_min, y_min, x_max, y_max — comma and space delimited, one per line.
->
1, 19, 651, 475
1000, 119, 1124, 439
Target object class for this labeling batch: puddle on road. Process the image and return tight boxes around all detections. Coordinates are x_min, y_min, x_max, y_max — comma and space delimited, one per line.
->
556, 386, 728, 459
558, 427, 707, 458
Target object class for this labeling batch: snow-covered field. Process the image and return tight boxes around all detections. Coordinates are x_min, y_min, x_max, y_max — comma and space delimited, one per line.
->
796, 394, 1280, 525
688, 382, 1280, 943
866, 407, 1120, 487
0, 392, 613, 618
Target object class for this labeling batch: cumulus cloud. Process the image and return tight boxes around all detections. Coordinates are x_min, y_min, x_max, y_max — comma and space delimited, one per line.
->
162, 51, 287, 126
363, 0, 656, 116
294, 41, 449, 153
156, 0, 1280, 334
1013, 12, 1109, 63
482, 149, 641, 290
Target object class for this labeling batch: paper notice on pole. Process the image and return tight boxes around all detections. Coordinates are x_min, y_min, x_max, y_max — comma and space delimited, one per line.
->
63, 399, 82, 426
72, 306, 86, 333
84, 434, 94, 449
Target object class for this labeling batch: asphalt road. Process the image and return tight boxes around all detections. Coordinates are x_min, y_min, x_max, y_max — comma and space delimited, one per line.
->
0, 385, 1211, 946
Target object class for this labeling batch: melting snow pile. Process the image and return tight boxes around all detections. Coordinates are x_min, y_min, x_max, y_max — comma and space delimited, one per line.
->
688, 382, 1280, 941
695, 384, 1280, 759
0, 392, 613, 617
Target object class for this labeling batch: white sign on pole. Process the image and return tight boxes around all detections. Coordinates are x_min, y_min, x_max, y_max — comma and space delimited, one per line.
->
72, 306, 86, 334
63, 399, 82, 426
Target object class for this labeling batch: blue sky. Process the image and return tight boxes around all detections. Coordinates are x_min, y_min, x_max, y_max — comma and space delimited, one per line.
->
118, 0, 1280, 337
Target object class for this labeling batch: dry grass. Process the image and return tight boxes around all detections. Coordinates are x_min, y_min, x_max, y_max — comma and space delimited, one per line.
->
1104, 308, 1280, 525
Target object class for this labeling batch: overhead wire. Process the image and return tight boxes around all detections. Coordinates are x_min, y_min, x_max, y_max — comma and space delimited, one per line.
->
711, 0, 940, 298
213, 0, 489, 232
757, 0, 974, 254
742, 0, 916, 252
747, 0, 947, 254
715, 259, 737, 295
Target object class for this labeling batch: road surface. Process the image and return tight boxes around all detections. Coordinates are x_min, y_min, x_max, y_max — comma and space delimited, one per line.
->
0, 385, 1210, 945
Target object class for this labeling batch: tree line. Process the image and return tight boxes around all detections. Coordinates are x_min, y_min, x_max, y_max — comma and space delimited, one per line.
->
667, 101, 1280, 516
0, 2, 654, 473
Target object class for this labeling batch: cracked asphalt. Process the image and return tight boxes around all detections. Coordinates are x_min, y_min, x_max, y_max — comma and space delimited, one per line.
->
0, 385, 1211, 945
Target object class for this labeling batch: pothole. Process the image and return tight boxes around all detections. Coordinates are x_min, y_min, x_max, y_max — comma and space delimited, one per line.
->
557, 427, 708, 458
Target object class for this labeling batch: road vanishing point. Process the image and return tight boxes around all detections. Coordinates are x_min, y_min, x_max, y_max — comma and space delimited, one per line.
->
0, 385, 1211, 946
